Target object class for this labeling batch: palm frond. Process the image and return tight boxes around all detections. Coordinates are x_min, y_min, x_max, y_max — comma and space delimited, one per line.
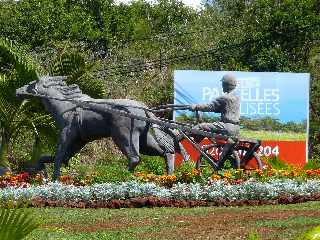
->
49, 51, 106, 98
50, 52, 85, 76
0, 208, 40, 240
0, 95, 15, 130
0, 38, 39, 87
0, 74, 17, 103
0, 39, 47, 169
71, 70, 106, 98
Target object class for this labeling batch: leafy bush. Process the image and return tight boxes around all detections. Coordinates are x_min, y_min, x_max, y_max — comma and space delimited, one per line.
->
135, 156, 166, 175
174, 161, 204, 183
90, 164, 134, 184
265, 156, 292, 170
304, 159, 320, 170
246, 231, 261, 240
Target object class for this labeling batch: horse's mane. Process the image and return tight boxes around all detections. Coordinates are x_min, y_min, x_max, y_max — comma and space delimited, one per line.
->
40, 76, 87, 100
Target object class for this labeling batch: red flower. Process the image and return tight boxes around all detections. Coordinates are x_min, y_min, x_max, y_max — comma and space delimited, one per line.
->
21, 172, 29, 180
255, 169, 263, 177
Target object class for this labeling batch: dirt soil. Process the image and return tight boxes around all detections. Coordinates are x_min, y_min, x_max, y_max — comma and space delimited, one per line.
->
44, 208, 320, 240
34, 195, 320, 240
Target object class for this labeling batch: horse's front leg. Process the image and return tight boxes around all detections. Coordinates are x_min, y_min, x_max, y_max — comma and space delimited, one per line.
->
53, 126, 73, 181
52, 145, 65, 181
35, 155, 54, 179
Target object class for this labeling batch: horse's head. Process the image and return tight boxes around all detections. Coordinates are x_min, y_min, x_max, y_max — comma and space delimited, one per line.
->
16, 76, 67, 100
16, 80, 38, 100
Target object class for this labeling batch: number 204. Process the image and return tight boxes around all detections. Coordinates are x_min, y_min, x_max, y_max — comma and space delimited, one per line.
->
259, 145, 279, 157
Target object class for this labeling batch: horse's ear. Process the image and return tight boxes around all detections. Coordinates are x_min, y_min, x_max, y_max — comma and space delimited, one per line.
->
29, 78, 40, 87
29, 80, 37, 85
57, 76, 68, 81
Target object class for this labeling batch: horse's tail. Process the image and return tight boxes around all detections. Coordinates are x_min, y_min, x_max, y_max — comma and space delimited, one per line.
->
145, 111, 174, 152
145, 111, 189, 161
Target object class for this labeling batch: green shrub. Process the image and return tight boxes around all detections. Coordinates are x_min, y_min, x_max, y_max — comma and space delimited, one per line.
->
304, 159, 320, 170
174, 161, 201, 183
135, 156, 166, 175
265, 156, 292, 170
90, 164, 134, 184
200, 165, 215, 180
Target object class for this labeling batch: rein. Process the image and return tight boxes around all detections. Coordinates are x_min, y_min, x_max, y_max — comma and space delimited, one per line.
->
19, 92, 232, 141
21, 92, 187, 113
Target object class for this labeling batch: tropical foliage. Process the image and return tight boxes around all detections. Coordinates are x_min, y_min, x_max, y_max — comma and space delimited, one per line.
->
0, 39, 106, 171
0, 38, 43, 170
0, 0, 319, 170
49, 51, 106, 98
0, 208, 40, 240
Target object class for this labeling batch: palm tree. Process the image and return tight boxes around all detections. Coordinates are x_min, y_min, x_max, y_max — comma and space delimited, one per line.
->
0, 38, 45, 173
0, 39, 106, 174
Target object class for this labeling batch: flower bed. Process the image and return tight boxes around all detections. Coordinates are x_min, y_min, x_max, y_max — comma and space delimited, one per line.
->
1, 167, 320, 208
0, 172, 43, 188
134, 168, 320, 187
2, 167, 320, 189
1, 179, 320, 208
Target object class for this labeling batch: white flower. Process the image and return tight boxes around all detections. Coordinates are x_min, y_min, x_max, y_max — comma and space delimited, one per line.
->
0, 179, 319, 202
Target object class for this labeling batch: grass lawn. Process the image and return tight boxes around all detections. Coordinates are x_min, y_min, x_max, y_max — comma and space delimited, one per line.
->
26, 201, 320, 240
240, 129, 306, 141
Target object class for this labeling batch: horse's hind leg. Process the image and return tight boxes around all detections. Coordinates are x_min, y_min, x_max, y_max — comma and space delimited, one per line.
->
165, 153, 175, 175
111, 127, 140, 172
127, 132, 140, 171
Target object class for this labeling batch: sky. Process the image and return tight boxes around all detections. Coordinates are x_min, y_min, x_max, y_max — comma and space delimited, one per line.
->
115, 0, 203, 9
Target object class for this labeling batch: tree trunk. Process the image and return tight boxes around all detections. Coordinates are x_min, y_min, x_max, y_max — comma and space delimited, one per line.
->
0, 136, 11, 175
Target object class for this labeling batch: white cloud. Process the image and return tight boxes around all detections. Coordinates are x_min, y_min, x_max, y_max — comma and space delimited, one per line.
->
115, 0, 202, 9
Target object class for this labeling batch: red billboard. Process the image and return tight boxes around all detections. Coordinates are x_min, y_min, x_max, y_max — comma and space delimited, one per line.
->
175, 140, 306, 168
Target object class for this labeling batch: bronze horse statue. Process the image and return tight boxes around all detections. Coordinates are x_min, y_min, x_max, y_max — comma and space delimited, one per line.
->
16, 76, 186, 180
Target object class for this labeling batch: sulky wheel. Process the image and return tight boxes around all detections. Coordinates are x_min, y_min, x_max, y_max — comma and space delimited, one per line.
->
195, 144, 241, 170
230, 150, 241, 169
234, 147, 264, 170
252, 152, 264, 169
